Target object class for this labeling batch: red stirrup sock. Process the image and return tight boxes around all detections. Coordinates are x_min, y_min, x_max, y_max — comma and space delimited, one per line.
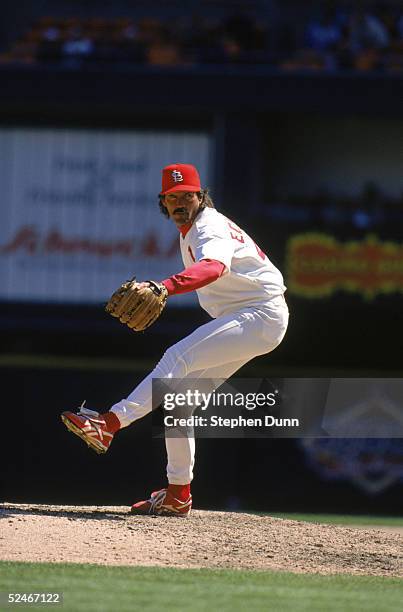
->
102, 411, 121, 433
167, 484, 191, 501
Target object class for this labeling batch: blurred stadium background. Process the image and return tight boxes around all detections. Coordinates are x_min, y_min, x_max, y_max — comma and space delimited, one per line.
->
1, 0, 402, 515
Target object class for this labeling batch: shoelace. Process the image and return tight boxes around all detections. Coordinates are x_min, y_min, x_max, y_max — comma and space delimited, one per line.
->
149, 490, 166, 514
77, 401, 100, 419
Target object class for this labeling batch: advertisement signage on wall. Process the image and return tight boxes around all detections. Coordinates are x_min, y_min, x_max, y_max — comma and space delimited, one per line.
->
286, 233, 403, 299
0, 128, 211, 304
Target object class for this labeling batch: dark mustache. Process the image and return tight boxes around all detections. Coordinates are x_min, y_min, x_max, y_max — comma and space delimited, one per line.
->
173, 207, 187, 214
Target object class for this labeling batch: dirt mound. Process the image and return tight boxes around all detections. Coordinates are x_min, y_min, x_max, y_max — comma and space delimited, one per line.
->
1, 503, 401, 576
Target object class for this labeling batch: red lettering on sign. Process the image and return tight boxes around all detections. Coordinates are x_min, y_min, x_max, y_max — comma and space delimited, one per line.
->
44, 230, 133, 257
0, 225, 179, 259
0, 226, 38, 254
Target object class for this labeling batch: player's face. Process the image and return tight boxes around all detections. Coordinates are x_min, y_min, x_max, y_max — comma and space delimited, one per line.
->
162, 191, 201, 227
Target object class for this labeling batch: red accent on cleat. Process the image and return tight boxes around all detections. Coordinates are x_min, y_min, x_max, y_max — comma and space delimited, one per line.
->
130, 488, 192, 517
61, 406, 114, 454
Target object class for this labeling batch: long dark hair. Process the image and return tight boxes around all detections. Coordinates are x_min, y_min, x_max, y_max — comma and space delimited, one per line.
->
158, 188, 215, 219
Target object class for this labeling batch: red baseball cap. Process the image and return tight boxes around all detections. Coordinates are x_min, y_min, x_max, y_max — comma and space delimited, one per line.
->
160, 163, 201, 195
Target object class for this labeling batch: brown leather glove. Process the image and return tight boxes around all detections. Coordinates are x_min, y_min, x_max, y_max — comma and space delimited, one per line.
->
105, 278, 168, 331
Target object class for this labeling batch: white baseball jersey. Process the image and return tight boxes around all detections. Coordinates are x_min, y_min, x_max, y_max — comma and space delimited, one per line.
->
180, 208, 286, 318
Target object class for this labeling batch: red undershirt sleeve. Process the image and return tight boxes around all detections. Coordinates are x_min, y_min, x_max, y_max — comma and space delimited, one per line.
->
161, 259, 226, 295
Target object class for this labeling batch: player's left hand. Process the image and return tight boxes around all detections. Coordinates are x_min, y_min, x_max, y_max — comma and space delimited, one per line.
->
105, 278, 168, 331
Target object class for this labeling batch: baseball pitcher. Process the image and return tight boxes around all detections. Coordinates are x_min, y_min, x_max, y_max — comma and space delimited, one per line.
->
61, 163, 289, 516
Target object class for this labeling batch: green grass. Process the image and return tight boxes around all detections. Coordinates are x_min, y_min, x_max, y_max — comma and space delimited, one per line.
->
264, 513, 403, 527
0, 562, 402, 612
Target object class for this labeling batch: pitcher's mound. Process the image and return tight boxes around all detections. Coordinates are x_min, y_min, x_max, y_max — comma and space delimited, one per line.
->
1, 503, 401, 576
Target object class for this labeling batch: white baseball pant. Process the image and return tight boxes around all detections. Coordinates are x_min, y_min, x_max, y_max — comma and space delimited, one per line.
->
110, 294, 289, 484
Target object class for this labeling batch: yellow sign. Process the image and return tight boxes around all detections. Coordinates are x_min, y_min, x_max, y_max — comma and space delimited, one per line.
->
286, 234, 403, 298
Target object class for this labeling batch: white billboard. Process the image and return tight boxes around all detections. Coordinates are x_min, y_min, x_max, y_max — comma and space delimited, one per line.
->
0, 128, 212, 304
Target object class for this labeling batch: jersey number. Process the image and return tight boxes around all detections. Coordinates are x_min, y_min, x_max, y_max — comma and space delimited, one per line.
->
228, 222, 267, 261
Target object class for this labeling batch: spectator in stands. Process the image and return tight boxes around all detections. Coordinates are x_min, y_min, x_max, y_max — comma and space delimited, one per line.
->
114, 18, 146, 64
188, 13, 268, 65
220, 14, 269, 64
0, 40, 37, 64
377, 3, 400, 41
223, 14, 267, 55
334, 4, 390, 71
280, 48, 334, 72
181, 15, 220, 64
381, 7, 403, 73
36, 17, 64, 62
0, 21, 44, 64
39, 17, 62, 43
146, 28, 186, 67
305, 5, 343, 53
282, 3, 343, 72
383, 50, 403, 74
346, 6, 390, 53
90, 19, 140, 64
61, 21, 94, 65
3, 6, 403, 74
352, 47, 382, 72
